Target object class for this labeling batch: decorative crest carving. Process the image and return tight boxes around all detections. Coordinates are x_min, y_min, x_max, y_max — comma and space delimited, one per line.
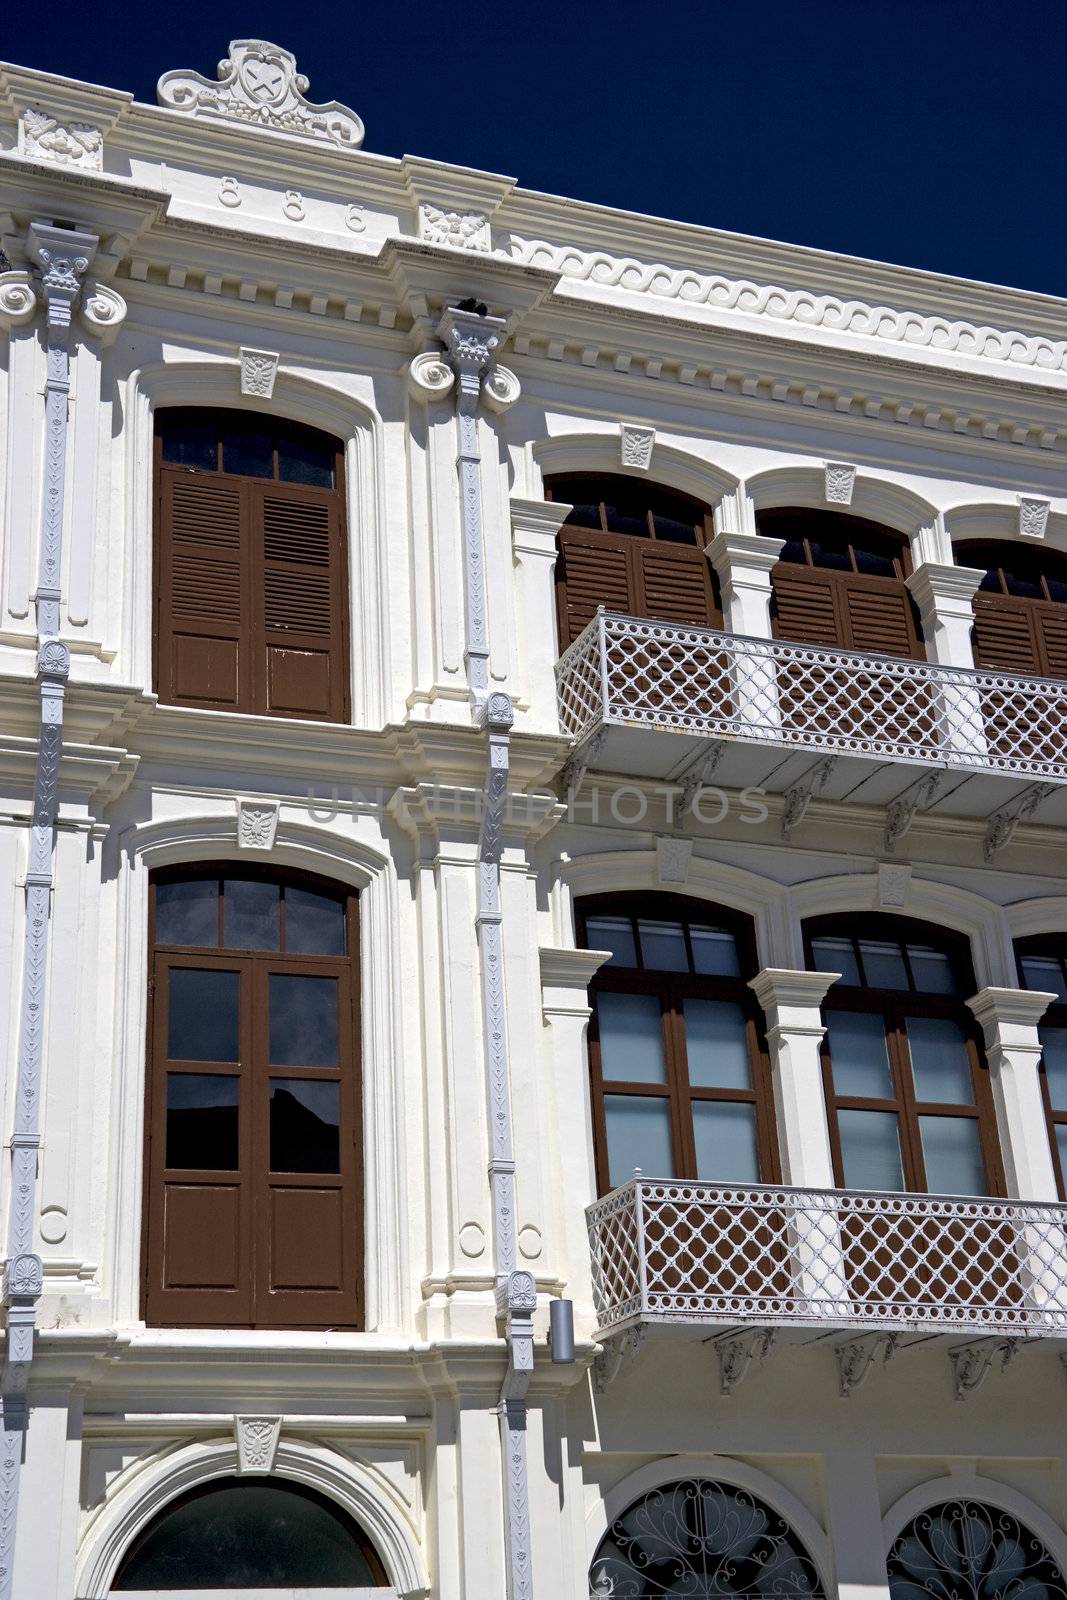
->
240, 348, 279, 398
1019, 495, 1051, 540
824, 460, 857, 504
877, 861, 912, 908
620, 423, 655, 470
656, 835, 693, 885
2, 1255, 43, 1303
419, 204, 491, 252
234, 1414, 282, 1473
237, 799, 279, 851
20, 106, 103, 170
157, 40, 364, 150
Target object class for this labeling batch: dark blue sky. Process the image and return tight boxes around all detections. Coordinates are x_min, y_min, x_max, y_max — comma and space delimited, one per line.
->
7, 0, 1066, 298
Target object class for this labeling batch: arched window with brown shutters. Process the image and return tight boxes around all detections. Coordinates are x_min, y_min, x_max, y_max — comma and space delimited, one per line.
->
547, 474, 722, 650
1015, 937, 1067, 1196
143, 866, 363, 1329
576, 893, 778, 1193
154, 409, 349, 720
957, 540, 1067, 678
759, 508, 924, 658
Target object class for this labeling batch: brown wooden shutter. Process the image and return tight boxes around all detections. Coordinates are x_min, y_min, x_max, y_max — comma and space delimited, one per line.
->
555, 528, 634, 648
842, 581, 919, 657
157, 473, 248, 710
971, 600, 1041, 673
1038, 611, 1067, 678
635, 544, 719, 627
771, 570, 839, 646
256, 486, 345, 719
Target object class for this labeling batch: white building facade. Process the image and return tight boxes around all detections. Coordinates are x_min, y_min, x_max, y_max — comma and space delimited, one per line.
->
2, 38, 1067, 1600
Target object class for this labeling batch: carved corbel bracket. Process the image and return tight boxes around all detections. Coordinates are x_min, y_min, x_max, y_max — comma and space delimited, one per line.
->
983, 783, 1056, 862
782, 755, 838, 840
679, 741, 727, 819
949, 1338, 1018, 1400
707, 1327, 774, 1395
593, 1327, 645, 1394
560, 728, 607, 795
884, 769, 947, 852
834, 1332, 897, 1397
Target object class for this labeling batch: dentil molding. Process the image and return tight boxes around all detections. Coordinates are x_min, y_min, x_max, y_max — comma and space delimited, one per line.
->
157, 39, 365, 150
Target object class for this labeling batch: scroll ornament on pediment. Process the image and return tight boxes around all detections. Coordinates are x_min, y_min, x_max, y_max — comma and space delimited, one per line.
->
157, 39, 365, 150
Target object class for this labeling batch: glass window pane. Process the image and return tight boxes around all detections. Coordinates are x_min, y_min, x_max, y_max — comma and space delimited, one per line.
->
906, 945, 956, 994
826, 1011, 894, 1098
689, 926, 741, 977
1022, 956, 1067, 1002
1056, 1126, 1067, 1190
859, 940, 910, 990
585, 916, 637, 967
221, 421, 273, 477
159, 416, 217, 471
918, 1115, 987, 1195
167, 969, 239, 1062
1041, 1028, 1067, 1111
1004, 567, 1043, 598
637, 919, 689, 972
650, 513, 698, 546
837, 1109, 905, 1191
692, 1101, 760, 1182
808, 539, 852, 571
905, 1016, 974, 1104
269, 975, 339, 1067
810, 937, 861, 986
596, 993, 666, 1083
156, 878, 218, 947
270, 1079, 340, 1173
223, 879, 280, 951
604, 1095, 674, 1186
852, 545, 896, 577
1046, 575, 1067, 604
277, 431, 335, 488
684, 1000, 751, 1089
284, 887, 346, 956
166, 1073, 239, 1169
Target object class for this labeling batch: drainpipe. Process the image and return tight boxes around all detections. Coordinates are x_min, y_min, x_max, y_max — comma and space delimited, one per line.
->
0, 223, 97, 1600
438, 304, 534, 1600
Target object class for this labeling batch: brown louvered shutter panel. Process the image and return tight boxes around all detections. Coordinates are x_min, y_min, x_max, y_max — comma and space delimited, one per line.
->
1037, 611, 1067, 679
636, 544, 719, 627
971, 600, 1041, 673
842, 580, 921, 658
157, 473, 248, 710
256, 486, 344, 719
771, 570, 839, 646
555, 528, 635, 648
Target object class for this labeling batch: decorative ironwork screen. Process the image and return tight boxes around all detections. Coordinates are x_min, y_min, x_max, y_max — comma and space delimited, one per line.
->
587, 1180, 1067, 1336
556, 611, 1067, 782
589, 1478, 826, 1599
886, 1499, 1067, 1599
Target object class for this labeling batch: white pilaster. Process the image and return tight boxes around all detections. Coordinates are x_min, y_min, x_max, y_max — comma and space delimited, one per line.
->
905, 561, 985, 668
510, 496, 572, 733
749, 968, 839, 1188
707, 529, 784, 640
823, 1450, 890, 1600
967, 987, 1058, 1200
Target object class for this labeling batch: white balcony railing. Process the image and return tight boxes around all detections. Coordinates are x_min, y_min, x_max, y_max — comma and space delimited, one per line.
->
556, 610, 1067, 782
587, 1179, 1067, 1338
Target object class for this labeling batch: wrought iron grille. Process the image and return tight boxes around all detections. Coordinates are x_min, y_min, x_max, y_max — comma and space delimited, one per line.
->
588, 1478, 826, 1599
555, 610, 1067, 781
587, 1179, 1067, 1337
887, 1499, 1067, 1599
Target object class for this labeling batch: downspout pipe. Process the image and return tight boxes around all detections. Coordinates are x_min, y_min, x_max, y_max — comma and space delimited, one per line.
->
439, 305, 534, 1600
0, 223, 97, 1600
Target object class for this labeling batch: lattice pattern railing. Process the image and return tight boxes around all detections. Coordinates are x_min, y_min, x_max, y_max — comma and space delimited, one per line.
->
555, 610, 1067, 780
587, 1179, 1067, 1335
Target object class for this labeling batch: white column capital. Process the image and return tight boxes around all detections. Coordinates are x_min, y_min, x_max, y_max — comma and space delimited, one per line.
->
510, 496, 572, 559
708, 531, 785, 639
750, 968, 838, 1188
906, 560, 986, 619
967, 985, 1056, 1045
966, 986, 1058, 1200
749, 967, 840, 1032
539, 946, 612, 1017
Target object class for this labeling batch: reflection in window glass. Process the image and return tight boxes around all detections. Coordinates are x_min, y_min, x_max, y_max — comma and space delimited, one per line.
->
918, 1115, 985, 1195
596, 993, 666, 1083
1041, 1028, 1067, 1111
168, 969, 239, 1062
905, 1016, 974, 1104
277, 431, 334, 488
1022, 956, 1067, 1002
224, 879, 280, 951
810, 937, 861, 987
160, 417, 216, 471
826, 1012, 895, 1098
837, 1109, 905, 1191
221, 422, 273, 478
285, 887, 346, 956
585, 917, 637, 968
166, 1074, 239, 1170
859, 941, 910, 990
637, 919, 689, 972
684, 1000, 750, 1089
907, 946, 956, 994
692, 1102, 760, 1183
269, 975, 339, 1067
269, 1079, 340, 1173
690, 926, 741, 977
1057, 1126, 1067, 1188
156, 878, 219, 947
604, 1096, 673, 1186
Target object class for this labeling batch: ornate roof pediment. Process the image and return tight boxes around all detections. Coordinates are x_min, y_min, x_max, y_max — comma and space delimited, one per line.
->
156, 39, 364, 151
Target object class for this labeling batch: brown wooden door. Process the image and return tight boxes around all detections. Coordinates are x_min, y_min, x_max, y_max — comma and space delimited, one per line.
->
154, 411, 349, 722
144, 870, 362, 1329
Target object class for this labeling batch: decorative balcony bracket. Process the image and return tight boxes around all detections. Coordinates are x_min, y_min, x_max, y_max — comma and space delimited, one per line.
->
984, 784, 1057, 862
561, 728, 606, 796
884, 770, 948, 852
835, 1332, 898, 1398
782, 756, 838, 840
593, 1327, 645, 1394
706, 1327, 775, 1396
949, 1337, 1019, 1401
680, 742, 727, 822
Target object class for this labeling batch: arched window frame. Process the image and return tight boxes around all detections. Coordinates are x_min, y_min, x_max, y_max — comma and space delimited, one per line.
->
577, 892, 779, 1193
805, 913, 1004, 1196
142, 862, 363, 1330
152, 407, 351, 721
1015, 933, 1067, 1197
